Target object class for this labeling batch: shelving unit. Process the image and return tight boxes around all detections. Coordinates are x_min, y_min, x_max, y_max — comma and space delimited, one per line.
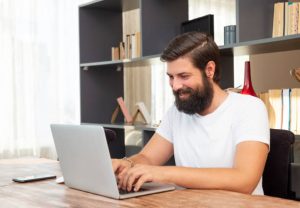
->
79, 0, 300, 159
79, 0, 188, 158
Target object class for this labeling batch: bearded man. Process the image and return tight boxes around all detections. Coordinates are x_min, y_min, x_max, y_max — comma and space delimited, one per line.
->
112, 32, 269, 195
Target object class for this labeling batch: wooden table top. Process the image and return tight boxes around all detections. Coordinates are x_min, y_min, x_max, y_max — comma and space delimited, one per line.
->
0, 158, 300, 208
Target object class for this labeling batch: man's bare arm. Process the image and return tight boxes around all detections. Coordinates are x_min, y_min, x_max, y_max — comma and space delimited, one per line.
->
129, 133, 174, 165
112, 133, 173, 182
123, 141, 268, 194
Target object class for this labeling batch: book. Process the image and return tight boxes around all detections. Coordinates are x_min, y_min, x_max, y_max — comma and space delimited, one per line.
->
111, 47, 120, 61
125, 34, 131, 59
268, 89, 283, 129
258, 92, 272, 127
272, 2, 284, 37
119, 42, 125, 60
224, 25, 230, 45
289, 2, 299, 35
131, 33, 137, 59
286, 2, 299, 35
298, 3, 300, 33
111, 97, 133, 124
285, 2, 289, 35
135, 32, 141, 57
132, 102, 151, 124
281, 88, 291, 130
290, 88, 300, 134
224, 25, 236, 45
229, 25, 236, 44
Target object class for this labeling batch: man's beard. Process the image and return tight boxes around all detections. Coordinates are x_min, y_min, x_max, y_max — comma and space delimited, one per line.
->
173, 76, 214, 115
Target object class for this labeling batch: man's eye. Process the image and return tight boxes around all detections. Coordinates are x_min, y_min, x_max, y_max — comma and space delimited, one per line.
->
181, 75, 189, 79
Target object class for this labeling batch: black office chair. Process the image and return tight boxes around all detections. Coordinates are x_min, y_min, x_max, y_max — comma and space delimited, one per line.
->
104, 128, 117, 144
262, 128, 295, 199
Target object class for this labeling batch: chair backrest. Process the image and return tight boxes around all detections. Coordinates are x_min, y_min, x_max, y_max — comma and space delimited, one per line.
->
104, 128, 117, 144
262, 129, 295, 199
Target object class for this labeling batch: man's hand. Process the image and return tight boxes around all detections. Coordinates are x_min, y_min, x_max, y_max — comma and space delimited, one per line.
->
112, 158, 132, 179
112, 134, 173, 192
118, 164, 164, 192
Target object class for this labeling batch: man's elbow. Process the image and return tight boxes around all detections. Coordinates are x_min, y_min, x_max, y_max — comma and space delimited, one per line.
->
237, 186, 255, 195
233, 178, 259, 194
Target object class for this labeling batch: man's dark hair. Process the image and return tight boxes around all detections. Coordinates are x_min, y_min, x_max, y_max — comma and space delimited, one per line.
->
160, 32, 221, 83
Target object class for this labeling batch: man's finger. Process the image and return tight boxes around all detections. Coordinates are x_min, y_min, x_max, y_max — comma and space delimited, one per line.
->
134, 174, 150, 192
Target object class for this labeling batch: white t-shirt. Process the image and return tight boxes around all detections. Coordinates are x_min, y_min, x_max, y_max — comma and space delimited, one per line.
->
156, 92, 270, 195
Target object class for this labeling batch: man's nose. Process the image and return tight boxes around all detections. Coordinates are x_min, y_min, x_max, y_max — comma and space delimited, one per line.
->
172, 79, 183, 91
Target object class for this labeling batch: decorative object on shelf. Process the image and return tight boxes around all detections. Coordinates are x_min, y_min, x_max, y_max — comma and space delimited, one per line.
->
132, 102, 151, 124
240, 61, 257, 97
181, 14, 214, 39
224, 25, 236, 45
290, 68, 300, 82
111, 97, 133, 124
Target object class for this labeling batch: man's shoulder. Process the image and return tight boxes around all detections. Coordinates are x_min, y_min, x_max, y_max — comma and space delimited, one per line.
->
229, 92, 266, 111
229, 92, 263, 104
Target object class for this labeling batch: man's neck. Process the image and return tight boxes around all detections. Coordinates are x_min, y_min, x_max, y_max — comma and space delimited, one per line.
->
199, 84, 228, 116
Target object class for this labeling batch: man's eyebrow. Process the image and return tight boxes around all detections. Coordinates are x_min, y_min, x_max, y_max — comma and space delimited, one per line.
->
178, 72, 191, 75
167, 72, 191, 76
166, 73, 172, 76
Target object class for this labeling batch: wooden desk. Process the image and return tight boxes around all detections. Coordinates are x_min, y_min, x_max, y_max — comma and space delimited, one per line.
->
0, 158, 299, 208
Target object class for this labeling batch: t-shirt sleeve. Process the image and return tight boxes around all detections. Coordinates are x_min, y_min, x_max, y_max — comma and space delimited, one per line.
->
233, 96, 270, 147
156, 106, 174, 143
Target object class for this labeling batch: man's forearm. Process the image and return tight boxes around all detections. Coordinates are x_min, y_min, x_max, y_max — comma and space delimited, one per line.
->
160, 166, 257, 194
129, 153, 154, 165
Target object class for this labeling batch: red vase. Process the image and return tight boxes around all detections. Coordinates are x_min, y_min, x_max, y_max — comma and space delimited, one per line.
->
240, 61, 257, 97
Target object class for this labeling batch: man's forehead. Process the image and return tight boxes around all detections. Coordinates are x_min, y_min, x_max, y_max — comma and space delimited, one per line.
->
166, 61, 200, 75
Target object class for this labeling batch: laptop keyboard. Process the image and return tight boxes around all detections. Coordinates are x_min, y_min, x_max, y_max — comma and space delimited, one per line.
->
119, 187, 147, 194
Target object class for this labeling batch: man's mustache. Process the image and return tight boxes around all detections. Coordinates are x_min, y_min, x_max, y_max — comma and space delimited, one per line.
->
173, 88, 194, 96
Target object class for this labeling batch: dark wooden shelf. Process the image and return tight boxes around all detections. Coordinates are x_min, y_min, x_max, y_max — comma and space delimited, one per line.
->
220, 34, 300, 56
80, 54, 161, 69
80, 0, 139, 12
99, 123, 157, 131
81, 34, 300, 69
80, 60, 123, 68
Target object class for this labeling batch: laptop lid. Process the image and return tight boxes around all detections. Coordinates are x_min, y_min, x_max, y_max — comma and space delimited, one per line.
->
50, 124, 175, 199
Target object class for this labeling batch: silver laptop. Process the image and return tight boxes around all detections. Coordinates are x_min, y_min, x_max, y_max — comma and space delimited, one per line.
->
50, 124, 175, 199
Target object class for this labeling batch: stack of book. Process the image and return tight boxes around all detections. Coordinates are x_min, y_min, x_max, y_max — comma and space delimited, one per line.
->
224, 25, 236, 45
272, 1, 300, 37
258, 88, 300, 135
111, 32, 141, 61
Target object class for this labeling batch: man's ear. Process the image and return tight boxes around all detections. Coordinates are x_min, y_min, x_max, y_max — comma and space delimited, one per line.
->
205, 61, 216, 79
